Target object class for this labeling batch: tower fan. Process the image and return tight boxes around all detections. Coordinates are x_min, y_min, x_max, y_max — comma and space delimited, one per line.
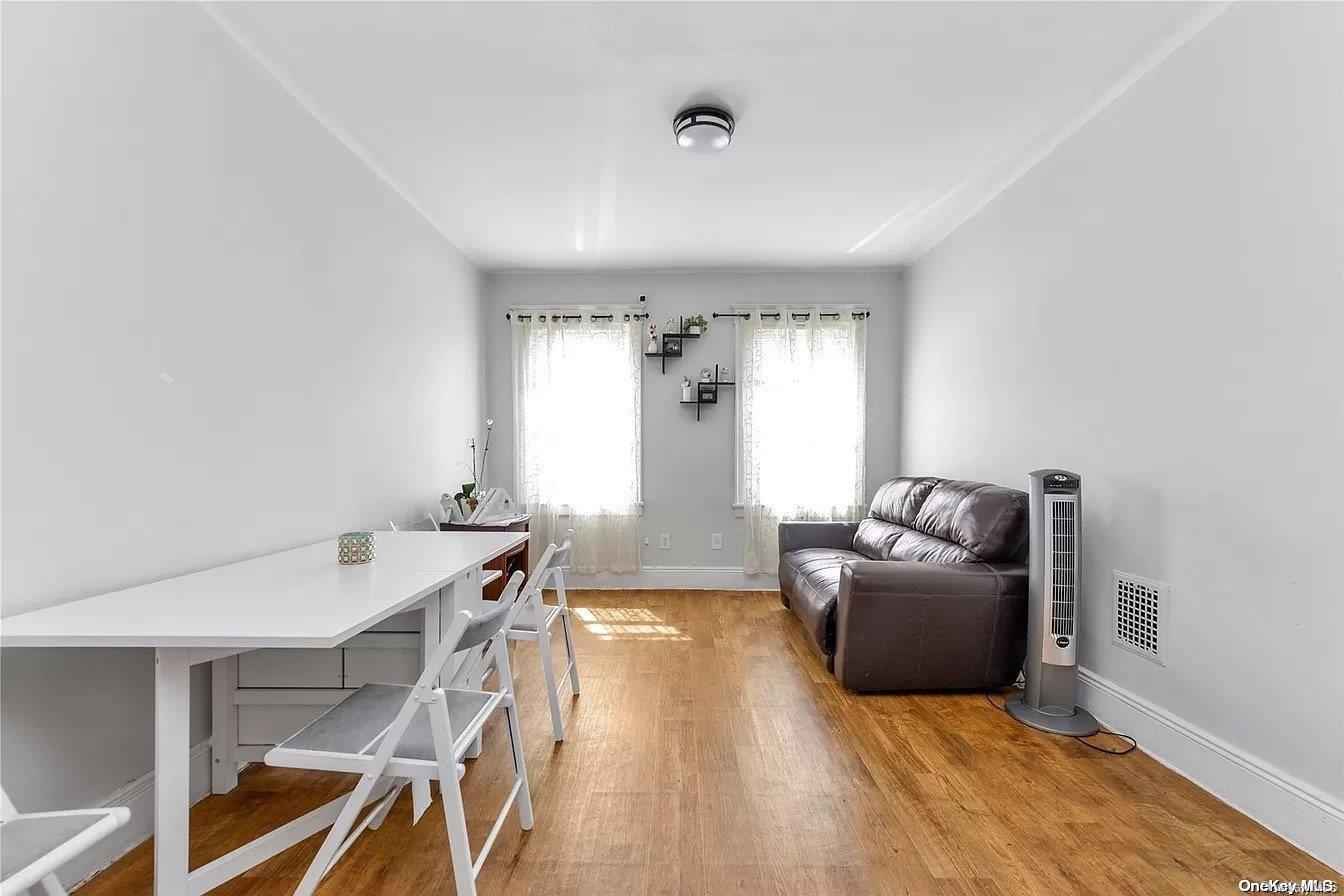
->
1006, 469, 1099, 736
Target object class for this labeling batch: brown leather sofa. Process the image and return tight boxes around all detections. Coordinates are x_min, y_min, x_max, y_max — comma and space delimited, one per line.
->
778, 477, 1030, 692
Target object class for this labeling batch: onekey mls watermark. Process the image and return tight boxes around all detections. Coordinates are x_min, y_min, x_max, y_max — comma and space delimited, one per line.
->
1238, 881, 1338, 894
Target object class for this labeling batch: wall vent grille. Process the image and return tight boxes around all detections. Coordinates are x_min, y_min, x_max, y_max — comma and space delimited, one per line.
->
1113, 571, 1166, 664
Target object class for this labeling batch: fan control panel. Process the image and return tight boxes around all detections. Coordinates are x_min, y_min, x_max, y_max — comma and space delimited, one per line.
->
1043, 472, 1080, 494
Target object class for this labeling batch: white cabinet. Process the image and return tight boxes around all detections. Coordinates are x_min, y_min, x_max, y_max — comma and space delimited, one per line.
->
237, 649, 343, 688
238, 704, 332, 746
340, 633, 421, 688
364, 611, 422, 633
231, 611, 424, 749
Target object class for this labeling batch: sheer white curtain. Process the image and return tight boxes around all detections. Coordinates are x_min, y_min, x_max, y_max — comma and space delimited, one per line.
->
739, 308, 867, 573
513, 313, 642, 573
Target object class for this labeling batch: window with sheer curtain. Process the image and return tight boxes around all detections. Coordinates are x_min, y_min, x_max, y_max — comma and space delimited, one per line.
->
737, 309, 867, 573
512, 313, 642, 573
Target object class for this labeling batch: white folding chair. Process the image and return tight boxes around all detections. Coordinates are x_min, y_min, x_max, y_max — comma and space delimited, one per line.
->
0, 787, 129, 896
265, 571, 534, 896
504, 531, 582, 742
388, 514, 439, 532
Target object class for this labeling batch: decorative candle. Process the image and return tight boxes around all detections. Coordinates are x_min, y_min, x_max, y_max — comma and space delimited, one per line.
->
338, 532, 376, 565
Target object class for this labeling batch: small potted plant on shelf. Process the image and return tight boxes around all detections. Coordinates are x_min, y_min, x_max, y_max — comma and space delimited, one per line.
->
684, 314, 708, 336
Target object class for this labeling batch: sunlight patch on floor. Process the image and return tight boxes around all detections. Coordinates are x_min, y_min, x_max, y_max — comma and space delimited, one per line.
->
573, 606, 690, 641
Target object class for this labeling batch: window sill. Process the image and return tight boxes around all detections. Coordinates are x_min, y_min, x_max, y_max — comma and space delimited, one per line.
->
552, 502, 645, 518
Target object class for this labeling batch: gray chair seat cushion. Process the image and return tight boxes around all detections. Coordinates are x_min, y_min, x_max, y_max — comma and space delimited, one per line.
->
275, 683, 494, 763
507, 602, 561, 634
778, 548, 866, 657
1, 813, 105, 880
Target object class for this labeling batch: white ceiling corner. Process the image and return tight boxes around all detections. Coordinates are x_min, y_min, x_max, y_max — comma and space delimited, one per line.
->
199, 1, 471, 259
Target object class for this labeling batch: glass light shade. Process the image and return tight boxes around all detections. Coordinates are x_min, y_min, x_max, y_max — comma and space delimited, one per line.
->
677, 123, 732, 153
673, 106, 735, 154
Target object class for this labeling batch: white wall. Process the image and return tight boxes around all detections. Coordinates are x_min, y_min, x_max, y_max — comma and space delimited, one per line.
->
900, 2, 1343, 868
0, 0, 482, 852
482, 271, 901, 581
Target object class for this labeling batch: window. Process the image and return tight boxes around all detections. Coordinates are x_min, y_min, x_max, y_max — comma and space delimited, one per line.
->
737, 309, 867, 572
513, 312, 642, 572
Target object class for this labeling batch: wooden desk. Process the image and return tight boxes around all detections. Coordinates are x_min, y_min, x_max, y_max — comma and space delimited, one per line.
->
0, 531, 526, 896
440, 517, 529, 600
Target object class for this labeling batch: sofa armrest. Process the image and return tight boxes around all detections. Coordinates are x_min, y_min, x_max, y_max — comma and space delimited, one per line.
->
833, 560, 1028, 692
777, 520, 861, 555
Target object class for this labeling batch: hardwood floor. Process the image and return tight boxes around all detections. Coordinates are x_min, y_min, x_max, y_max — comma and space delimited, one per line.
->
79, 590, 1334, 896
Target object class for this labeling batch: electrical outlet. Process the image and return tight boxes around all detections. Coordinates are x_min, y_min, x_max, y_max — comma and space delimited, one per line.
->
659, 533, 671, 550
711, 533, 723, 550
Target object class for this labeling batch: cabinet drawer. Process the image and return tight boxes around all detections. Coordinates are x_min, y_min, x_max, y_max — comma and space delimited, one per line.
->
238, 648, 343, 688
238, 704, 333, 746
342, 633, 421, 688
364, 611, 423, 633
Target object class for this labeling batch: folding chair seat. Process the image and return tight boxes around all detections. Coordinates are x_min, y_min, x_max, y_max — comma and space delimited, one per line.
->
277, 683, 495, 767
0, 788, 130, 896
389, 514, 440, 532
266, 570, 533, 896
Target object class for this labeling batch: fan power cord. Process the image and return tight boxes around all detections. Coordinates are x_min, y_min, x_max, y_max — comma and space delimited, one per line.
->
984, 692, 1137, 756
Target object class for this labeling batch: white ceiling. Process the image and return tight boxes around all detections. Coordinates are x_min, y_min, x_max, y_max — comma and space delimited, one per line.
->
215, 1, 1202, 270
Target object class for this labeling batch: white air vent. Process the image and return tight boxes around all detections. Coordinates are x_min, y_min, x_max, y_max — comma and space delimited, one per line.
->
1113, 571, 1167, 664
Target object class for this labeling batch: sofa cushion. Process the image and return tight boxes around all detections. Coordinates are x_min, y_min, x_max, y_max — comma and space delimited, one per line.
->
853, 476, 1027, 564
912, 480, 1028, 562
779, 547, 866, 656
867, 476, 940, 527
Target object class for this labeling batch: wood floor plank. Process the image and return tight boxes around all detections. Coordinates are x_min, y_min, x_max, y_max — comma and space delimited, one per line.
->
76, 590, 1335, 895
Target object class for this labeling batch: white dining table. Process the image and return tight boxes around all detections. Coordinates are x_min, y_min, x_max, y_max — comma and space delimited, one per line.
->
0, 530, 528, 896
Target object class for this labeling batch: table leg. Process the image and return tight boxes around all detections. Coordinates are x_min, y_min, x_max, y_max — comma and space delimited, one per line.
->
210, 655, 239, 794
155, 648, 192, 896
421, 589, 442, 685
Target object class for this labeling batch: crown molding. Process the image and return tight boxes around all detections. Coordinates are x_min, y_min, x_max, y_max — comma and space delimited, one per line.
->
855, 2, 1232, 265
197, 2, 478, 265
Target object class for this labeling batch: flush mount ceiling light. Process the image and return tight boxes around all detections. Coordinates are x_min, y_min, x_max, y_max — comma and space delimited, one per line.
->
673, 105, 735, 154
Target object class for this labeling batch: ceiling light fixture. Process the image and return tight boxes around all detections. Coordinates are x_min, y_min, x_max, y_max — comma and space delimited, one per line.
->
673, 105, 735, 154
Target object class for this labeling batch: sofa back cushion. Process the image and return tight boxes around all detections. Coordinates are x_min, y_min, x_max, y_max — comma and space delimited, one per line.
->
853, 477, 1028, 564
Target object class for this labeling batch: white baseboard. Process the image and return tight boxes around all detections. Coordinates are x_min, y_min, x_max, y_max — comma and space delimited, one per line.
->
565, 565, 778, 591
1079, 668, 1343, 872
64, 740, 213, 890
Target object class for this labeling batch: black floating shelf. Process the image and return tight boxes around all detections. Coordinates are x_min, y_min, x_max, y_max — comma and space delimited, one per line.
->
644, 316, 703, 373
681, 364, 735, 421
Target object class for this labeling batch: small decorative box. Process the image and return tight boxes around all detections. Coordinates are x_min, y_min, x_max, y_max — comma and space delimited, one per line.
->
338, 532, 376, 565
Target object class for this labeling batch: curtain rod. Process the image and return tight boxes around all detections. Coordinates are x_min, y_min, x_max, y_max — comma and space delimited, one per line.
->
712, 311, 871, 320
506, 295, 650, 322
506, 312, 650, 322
